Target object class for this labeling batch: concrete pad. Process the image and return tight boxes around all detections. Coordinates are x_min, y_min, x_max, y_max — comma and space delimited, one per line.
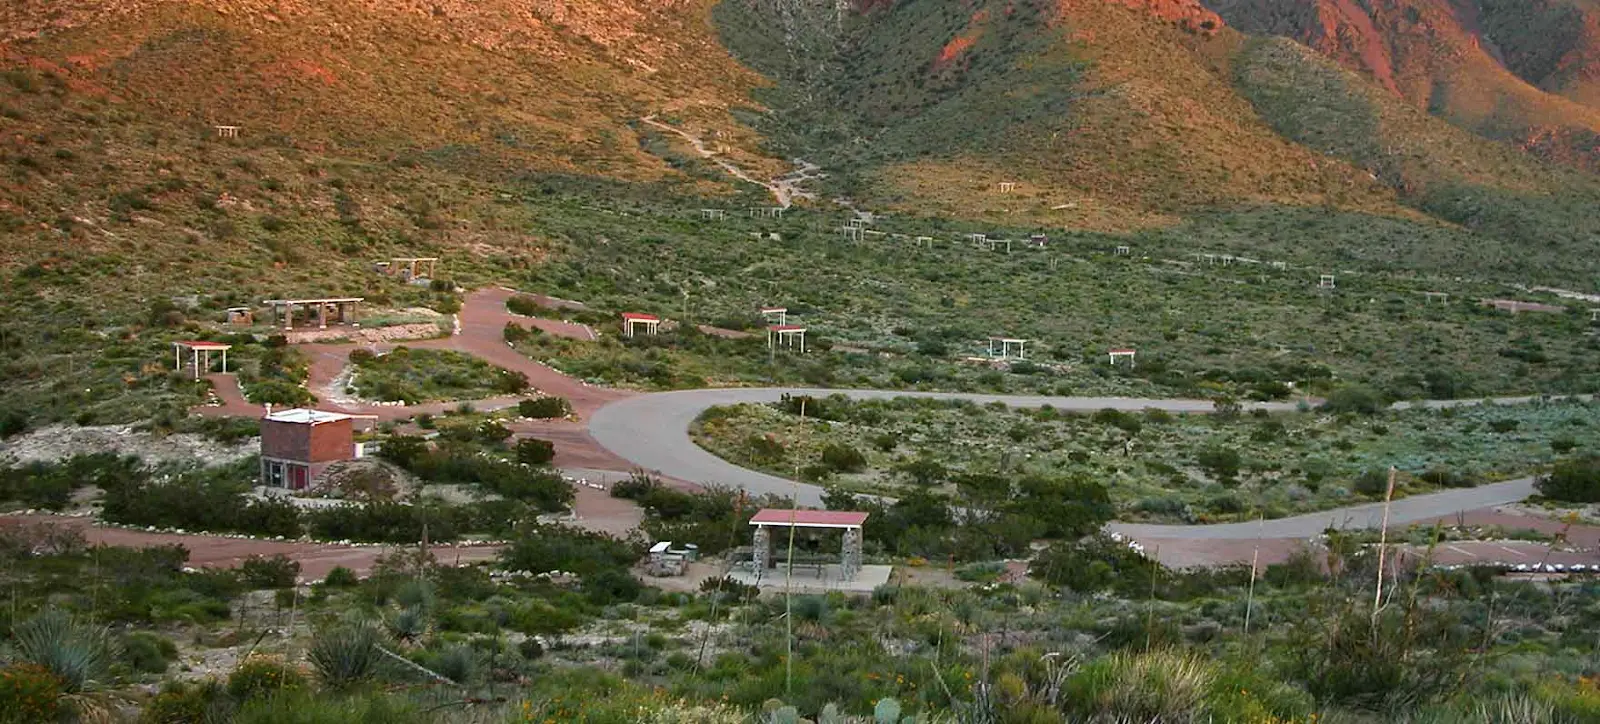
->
729, 564, 893, 595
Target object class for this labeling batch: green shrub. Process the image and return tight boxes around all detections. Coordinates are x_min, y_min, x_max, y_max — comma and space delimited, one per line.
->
1536, 456, 1600, 503
0, 453, 141, 511
1489, 419, 1520, 433
140, 679, 233, 724
228, 654, 306, 702
819, 444, 867, 474
239, 554, 301, 589
308, 623, 385, 690
1065, 651, 1215, 724
610, 474, 662, 500
953, 561, 1007, 582
306, 501, 460, 544
0, 410, 27, 439
232, 688, 422, 724
425, 644, 479, 685
498, 524, 640, 576
518, 396, 572, 419
120, 631, 178, 674
506, 294, 543, 316
747, 434, 786, 464
1031, 535, 1156, 594
1353, 468, 1394, 497
0, 663, 63, 724
698, 575, 760, 603
1321, 384, 1384, 415
1195, 446, 1241, 480
897, 457, 947, 486
323, 566, 359, 587
515, 438, 556, 465
11, 610, 118, 694
101, 466, 304, 538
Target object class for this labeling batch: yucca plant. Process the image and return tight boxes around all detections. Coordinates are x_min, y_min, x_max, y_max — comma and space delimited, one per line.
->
7, 610, 120, 722
427, 644, 479, 686
307, 622, 386, 690
383, 605, 429, 645
9, 610, 117, 694
1066, 650, 1215, 724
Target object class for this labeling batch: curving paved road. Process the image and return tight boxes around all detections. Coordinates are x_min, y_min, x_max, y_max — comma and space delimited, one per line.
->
588, 387, 1551, 540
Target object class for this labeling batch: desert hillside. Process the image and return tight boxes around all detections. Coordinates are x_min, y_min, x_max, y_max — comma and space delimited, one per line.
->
1210, 0, 1600, 171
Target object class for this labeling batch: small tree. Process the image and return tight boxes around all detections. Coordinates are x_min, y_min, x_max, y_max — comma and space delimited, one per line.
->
1321, 385, 1383, 415
1196, 446, 1242, 481
517, 396, 571, 419
819, 444, 867, 474
515, 438, 556, 466
1536, 456, 1600, 503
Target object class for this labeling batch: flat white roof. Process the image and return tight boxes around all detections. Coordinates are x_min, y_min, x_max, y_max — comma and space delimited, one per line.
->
261, 297, 364, 305
649, 541, 671, 554
265, 409, 355, 425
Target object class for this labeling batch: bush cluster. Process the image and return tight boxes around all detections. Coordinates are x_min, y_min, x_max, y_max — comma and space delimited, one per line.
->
517, 396, 572, 419
1537, 456, 1600, 502
100, 464, 303, 539
381, 438, 571, 511
0, 453, 141, 511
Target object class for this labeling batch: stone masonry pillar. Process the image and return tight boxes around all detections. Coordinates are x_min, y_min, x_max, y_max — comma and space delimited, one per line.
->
753, 525, 770, 572
841, 527, 863, 580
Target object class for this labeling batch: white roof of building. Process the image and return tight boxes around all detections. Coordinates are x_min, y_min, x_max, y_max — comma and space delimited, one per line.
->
264, 409, 355, 425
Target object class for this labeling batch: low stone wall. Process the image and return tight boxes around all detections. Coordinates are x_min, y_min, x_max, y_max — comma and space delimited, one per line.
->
286, 323, 445, 344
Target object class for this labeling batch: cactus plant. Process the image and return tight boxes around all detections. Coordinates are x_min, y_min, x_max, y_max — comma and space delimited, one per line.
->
761, 700, 803, 724
874, 697, 903, 724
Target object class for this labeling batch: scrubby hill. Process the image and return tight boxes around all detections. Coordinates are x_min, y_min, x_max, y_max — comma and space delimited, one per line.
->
1233, 35, 1600, 276
712, 0, 1600, 282
4, 0, 1600, 428
717, 0, 1404, 229
1209, 0, 1600, 172
0, 0, 787, 425
0, 0, 773, 178
1478, 0, 1600, 108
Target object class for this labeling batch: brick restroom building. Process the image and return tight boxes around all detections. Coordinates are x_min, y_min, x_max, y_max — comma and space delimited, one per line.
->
259, 408, 361, 490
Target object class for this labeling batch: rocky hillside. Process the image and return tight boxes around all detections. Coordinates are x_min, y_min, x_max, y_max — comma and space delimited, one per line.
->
1209, 0, 1600, 172
0, 0, 772, 178
5, 0, 1600, 291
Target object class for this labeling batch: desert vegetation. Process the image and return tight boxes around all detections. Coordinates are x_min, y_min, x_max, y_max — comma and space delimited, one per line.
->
349, 348, 530, 404
4, 495, 1600, 722
694, 394, 1600, 521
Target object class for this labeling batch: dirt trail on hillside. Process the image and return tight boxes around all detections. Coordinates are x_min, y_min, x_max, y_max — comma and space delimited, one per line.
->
640, 115, 816, 207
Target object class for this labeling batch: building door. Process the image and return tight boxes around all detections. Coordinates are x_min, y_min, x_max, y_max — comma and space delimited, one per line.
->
264, 460, 285, 488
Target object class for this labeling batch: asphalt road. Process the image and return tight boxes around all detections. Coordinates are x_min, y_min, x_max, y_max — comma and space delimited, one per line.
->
588, 387, 1549, 538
